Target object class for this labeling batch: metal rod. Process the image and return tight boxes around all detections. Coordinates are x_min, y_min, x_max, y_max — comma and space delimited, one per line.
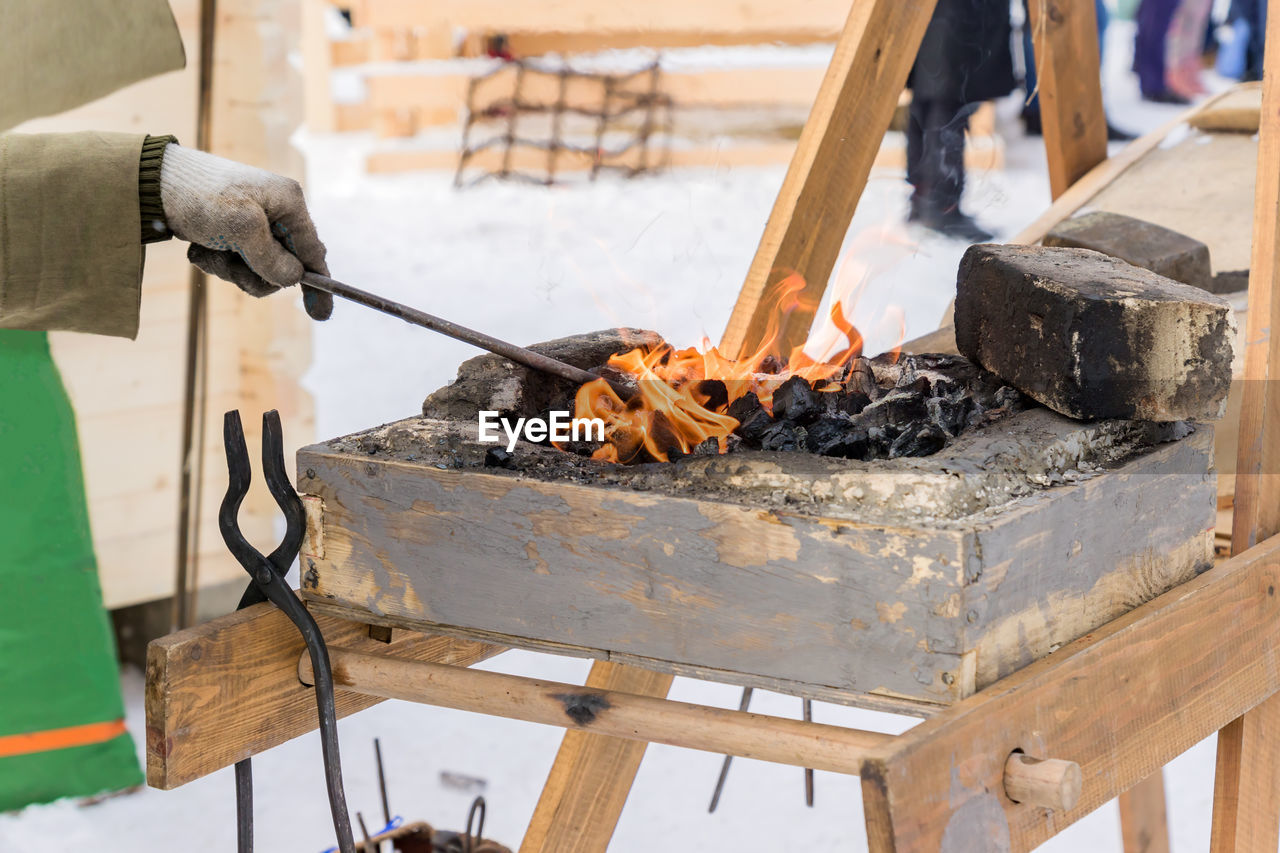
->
708, 687, 753, 813
235, 758, 253, 853
374, 738, 391, 827
300, 273, 600, 387
301, 649, 891, 776
803, 698, 814, 807
357, 812, 373, 847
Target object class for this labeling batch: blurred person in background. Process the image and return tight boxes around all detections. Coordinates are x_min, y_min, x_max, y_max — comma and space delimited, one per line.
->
1221, 0, 1268, 80
1135, 0, 1217, 102
1, 0, 330, 809
906, 0, 1016, 242
1165, 0, 1214, 97
1135, 0, 1185, 102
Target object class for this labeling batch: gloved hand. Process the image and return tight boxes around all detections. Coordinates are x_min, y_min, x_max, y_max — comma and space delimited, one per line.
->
160, 144, 333, 320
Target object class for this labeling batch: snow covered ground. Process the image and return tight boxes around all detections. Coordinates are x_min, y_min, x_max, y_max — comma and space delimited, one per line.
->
0, 18, 1245, 853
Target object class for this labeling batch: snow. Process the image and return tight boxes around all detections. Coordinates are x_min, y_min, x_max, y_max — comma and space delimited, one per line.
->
0, 18, 1243, 853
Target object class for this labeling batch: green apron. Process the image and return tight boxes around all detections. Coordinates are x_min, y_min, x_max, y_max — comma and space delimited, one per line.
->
0, 330, 140, 810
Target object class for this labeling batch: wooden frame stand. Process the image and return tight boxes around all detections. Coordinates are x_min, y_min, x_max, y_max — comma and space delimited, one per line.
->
147, 2, 1280, 851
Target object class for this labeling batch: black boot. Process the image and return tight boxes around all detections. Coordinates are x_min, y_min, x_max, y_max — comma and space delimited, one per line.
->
1106, 122, 1138, 142
915, 204, 994, 243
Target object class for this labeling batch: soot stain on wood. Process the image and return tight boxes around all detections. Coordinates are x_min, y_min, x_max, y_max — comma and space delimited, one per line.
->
551, 691, 611, 725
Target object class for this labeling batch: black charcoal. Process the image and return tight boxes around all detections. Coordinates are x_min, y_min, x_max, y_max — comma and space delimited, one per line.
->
484, 448, 516, 469
772, 375, 821, 423
889, 423, 949, 458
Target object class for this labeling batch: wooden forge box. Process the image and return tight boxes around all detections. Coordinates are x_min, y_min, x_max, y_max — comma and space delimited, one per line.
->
296, 398, 1215, 714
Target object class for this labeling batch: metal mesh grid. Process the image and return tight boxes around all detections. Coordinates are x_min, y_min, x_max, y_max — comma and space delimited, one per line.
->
455, 59, 676, 187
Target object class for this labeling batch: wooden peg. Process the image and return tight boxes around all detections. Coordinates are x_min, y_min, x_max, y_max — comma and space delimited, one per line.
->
1003, 752, 1082, 811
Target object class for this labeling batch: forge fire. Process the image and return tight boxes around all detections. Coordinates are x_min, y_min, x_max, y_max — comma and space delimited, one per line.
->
547, 269, 1024, 466
567, 345, 1024, 465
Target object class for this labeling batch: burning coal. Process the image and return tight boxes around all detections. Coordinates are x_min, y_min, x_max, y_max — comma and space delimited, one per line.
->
565, 270, 1022, 465
567, 347, 1024, 465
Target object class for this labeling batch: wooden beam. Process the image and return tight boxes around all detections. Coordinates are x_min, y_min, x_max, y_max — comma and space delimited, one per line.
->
302, 0, 336, 131
1210, 7, 1280, 851
1120, 773, 1171, 853
364, 66, 828, 116
145, 600, 501, 789
1027, 0, 1108, 199
300, 647, 893, 772
520, 663, 674, 853
717, 0, 937, 360
466, 29, 842, 58
858, 533, 1280, 852
350, 0, 850, 36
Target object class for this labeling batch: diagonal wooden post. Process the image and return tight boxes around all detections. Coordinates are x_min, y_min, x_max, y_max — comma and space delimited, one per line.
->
1210, 6, 1280, 851
1119, 772, 1171, 853
519, 663, 673, 853
718, 0, 938, 360
1026, 0, 1108, 199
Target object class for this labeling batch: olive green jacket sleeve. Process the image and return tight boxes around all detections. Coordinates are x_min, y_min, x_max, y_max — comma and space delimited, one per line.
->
1, 1, 185, 132
0, 133, 150, 338
0, 0, 185, 338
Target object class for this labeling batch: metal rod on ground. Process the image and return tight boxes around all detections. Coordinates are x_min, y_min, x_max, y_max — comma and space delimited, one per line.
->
803, 699, 814, 807
300, 272, 601, 387
357, 812, 372, 848
707, 687, 752, 812
374, 738, 391, 827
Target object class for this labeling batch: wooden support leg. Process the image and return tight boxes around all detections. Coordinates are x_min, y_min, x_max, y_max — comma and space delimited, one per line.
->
1211, 695, 1280, 851
1211, 6, 1280, 853
519, 662, 674, 853
1027, 0, 1109, 199
1119, 772, 1170, 853
718, 0, 937, 359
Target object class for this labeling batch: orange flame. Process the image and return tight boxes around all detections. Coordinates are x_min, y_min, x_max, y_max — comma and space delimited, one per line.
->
574, 227, 914, 463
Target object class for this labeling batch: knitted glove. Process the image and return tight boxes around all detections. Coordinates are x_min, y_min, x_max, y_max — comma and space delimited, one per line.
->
160, 144, 333, 320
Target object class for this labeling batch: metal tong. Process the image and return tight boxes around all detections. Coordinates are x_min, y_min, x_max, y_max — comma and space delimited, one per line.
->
219, 409, 355, 853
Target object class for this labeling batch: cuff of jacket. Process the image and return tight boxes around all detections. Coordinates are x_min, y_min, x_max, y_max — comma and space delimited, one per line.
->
0, 131, 148, 339
139, 134, 177, 244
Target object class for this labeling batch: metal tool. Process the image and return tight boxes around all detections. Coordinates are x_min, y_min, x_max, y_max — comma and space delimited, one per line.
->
707, 687, 753, 812
802, 698, 814, 807
375, 737, 392, 827
301, 272, 600, 387
219, 409, 355, 853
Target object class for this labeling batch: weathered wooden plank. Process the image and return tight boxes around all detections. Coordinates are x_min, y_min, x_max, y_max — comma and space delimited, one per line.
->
350, 0, 850, 36
299, 446, 970, 707
145, 600, 502, 789
1210, 8, 1280, 851
717, 0, 937, 360
299, 411, 1213, 710
1120, 773, 1171, 853
520, 662, 673, 853
306, 599, 941, 715
858, 533, 1280, 853
1027, 0, 1108, 199
964, 426, 1216, 689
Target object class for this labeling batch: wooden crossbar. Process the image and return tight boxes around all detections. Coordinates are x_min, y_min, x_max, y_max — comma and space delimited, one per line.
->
299, 647, 892, 773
